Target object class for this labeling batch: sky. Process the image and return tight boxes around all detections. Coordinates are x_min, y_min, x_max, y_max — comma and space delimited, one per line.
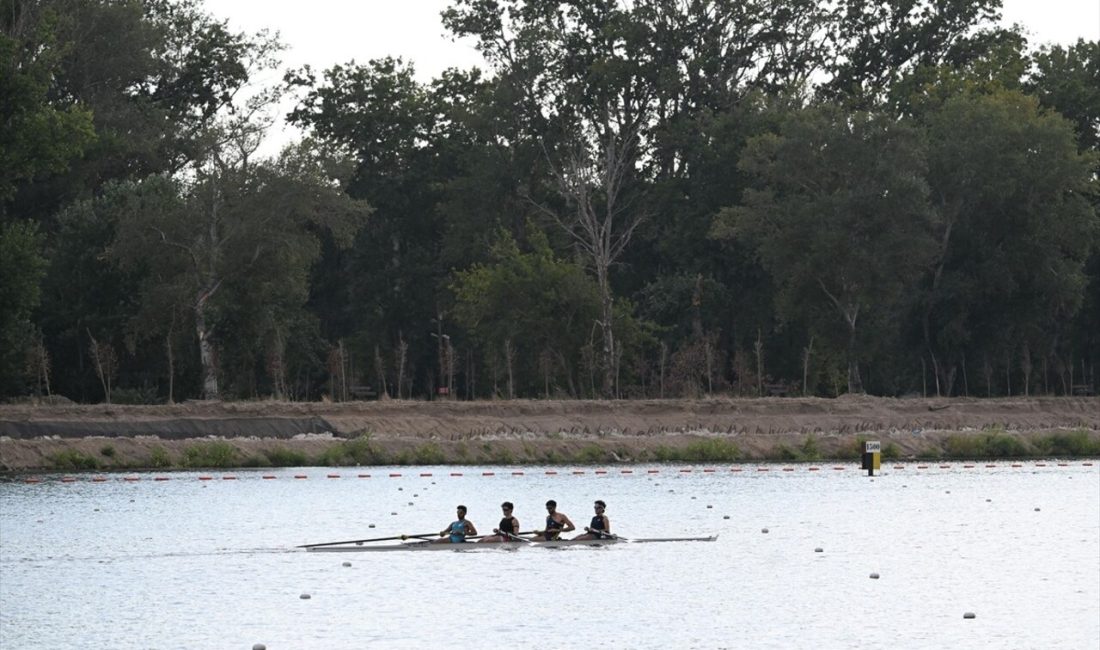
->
202, 0, 1100, 153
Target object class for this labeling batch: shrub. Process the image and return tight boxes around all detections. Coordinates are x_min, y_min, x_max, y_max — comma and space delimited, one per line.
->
183, 441, 237, 468
264, 447, 309, 467
99, 445, 116, 458
49, 449, 99, 470
413, 443, 446, 465
652, 439, 741, 462
799, 436, 821, 461
1038, 430, 1100, 457
147, 446, 172, 468
575, 444, 607, 464
882, 442, 900, 460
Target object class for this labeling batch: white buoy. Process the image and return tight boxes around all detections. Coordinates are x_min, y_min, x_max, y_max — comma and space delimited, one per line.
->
963, 612, 976, 619
253, 644, 267, 650
706, 505, 713, 509
1034, 508, 1040, 512
391, 512, 397, 515
398, 487, 403, 491
300, 593, 311, 599
723, 515, 730, 520
815, 548, 823, 553
342, 562, 351, 567
368, 524, 375, 528
761, 528, 769, 534
869, 573, 880, 579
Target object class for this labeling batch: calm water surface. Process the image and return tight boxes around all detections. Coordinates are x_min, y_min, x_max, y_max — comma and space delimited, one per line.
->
1, 463, 1097, 649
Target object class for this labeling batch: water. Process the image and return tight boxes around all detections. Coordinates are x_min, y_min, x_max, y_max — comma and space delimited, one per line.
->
1, 463, 1097, 649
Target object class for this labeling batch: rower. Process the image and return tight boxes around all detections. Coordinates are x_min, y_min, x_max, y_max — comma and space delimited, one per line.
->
573, 500, 611, 540
479, 501, 520, 543
538, 500, 575, 541
435, 505, 477, 543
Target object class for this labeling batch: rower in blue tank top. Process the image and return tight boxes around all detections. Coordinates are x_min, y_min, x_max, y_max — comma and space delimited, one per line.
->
572, 500, 611, 540
433, 505, 477, 543
539, 500, 575, 541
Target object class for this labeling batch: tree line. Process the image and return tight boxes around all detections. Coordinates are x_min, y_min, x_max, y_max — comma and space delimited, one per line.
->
2, 0, 1097, 404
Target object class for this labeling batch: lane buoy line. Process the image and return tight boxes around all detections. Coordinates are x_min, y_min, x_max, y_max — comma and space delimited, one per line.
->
15, 461, 1097, 483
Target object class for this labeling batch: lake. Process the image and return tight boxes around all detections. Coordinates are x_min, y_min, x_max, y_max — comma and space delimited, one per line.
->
1, 462, 1097, 649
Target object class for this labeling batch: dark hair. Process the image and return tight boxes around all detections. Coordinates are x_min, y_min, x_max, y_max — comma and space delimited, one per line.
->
594, 500, 606, 508
546, 500, 557, 507
501, 501, 514, 510
457, 505, 467, 512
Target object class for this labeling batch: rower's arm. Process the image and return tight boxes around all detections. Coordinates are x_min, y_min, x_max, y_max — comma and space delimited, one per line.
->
465, 521, 478, 536
603, 515, 611, 533
560, 514, 576, 532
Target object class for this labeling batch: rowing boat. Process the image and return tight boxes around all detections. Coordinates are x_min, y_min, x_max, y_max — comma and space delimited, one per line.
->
306, 535, 717, 552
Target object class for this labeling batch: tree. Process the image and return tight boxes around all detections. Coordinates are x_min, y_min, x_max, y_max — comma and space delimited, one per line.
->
714, 106, 935, 393
1028, 39, 1100, 152
0, 221, 47, 395
0, 0, 95, 205
107, 130, 370, 399
452, 227, 602, 397
918, 89, 1098, 394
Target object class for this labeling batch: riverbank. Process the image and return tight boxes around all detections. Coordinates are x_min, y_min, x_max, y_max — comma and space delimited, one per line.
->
2, 395, 1097, 471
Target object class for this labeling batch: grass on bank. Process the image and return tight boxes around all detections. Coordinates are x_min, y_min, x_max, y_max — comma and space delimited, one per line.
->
37, 429, 1100, 471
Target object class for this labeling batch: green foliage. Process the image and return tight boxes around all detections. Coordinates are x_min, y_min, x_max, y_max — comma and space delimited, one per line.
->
264, 447, 309, 467
183, 441, 237, 468
653, 439, 742, 462
715, 105, 934, 394
412, 443, 446, 465
147, 446, 172, 468
799, 436, 821, 461
944, 433, 1030, 459
48, 449, 99, 470
1034, 430, 1100, 457
575, 444, 608, 464
0, 222, 48, 395
99, 445, 116, 458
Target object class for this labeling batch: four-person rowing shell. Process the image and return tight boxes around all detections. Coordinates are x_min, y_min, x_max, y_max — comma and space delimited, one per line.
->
436, 499, 611, 544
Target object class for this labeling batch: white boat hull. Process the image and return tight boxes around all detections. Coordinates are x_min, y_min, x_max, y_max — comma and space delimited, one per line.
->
306, 535, 717, 552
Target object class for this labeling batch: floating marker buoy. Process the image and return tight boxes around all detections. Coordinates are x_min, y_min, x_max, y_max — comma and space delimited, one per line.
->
691, 496, 696, 500
342, 562, 351, 567
254, 644, 267, 650
414, 494, 418, 497
723, 515, 730, 520
408, 502, 414, 505
985, 499, 991, 502
706, 505, 713, 509
300, 594, 311, 600
870, 573, 880, 579
368, 524, 375, 528
1034, 508, 1040, 512
391, 512, 397, 515
398, 487, 403, 491
761, 528, 769, 533
815, 548, 823, 553
963, 612, 975, 619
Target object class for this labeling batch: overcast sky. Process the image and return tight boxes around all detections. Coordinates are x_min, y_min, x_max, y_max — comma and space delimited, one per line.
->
203, 0, 1100, 153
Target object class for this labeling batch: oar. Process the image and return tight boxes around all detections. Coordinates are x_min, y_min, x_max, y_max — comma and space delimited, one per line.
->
583, 527, 625, 541
298, 533, 440, 548
500, 530, 536, 543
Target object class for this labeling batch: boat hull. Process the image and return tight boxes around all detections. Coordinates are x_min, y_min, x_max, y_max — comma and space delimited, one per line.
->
306, 535, 717, 552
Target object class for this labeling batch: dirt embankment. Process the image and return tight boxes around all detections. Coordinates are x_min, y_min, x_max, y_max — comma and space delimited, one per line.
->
1, 395, 1097, 471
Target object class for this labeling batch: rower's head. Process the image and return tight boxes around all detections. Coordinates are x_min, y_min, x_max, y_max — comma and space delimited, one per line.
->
594, 500, 606, 512
501, 501, 513, 513
456, 505, 467, 519
545, 500, 557, 513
